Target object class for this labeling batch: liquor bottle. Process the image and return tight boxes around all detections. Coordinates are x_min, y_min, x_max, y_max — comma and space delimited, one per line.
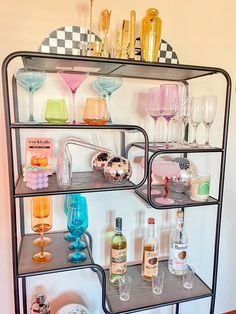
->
109, 217, 127, 286
168, 209, 188, 275
30, 294, 50, 313
141, 217, 159, 281
140, 8, 162, 62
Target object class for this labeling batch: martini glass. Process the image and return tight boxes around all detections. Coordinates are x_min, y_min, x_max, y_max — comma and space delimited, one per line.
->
59, 71, 88, 124
94, 76, 122, 123
15, 68, 46, 123
153, 160, 181, 205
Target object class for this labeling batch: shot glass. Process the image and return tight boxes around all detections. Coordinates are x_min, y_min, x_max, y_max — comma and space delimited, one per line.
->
190, 173, 211, 202
118, 275, 132, 301
44, 99, 68, 124
183, 265, 195, 289
152, 270, 164, 295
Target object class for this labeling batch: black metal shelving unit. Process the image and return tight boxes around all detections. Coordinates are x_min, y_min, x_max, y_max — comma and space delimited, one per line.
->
2, 51, 231, 314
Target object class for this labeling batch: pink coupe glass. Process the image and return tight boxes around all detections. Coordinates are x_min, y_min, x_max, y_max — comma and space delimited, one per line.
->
59, 71, 88, 124
152, 160, 181, 205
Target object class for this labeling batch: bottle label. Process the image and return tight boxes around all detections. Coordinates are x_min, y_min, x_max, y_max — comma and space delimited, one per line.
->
143, 250, 158, 278
171, 243, 187, 271
111, 248, 127, 275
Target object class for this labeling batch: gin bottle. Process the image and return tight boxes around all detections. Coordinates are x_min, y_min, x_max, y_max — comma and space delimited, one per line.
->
168, 209, 188, 275
109, 217, 127, 286
141, 217, 159, 281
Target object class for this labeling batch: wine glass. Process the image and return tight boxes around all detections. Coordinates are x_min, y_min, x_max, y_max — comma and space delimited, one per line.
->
176, 84, 190, 146
201, 95, 217, 148
93, 76, 122, 123
59, 71, 88, 124
190, 96, 202, 147
67, 195, 88, 263
153, 160, 181, 205
31, 196, 52, 263
15, 68, 46, 123
160, 84, 180, 149
63, 194, 76, 242
144, 87, 162, 148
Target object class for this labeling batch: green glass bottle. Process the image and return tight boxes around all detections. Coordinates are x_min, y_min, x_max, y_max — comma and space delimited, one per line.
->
109, 217, 127, 286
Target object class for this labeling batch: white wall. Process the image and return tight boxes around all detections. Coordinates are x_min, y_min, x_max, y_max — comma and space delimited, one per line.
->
0, 0, 236, 313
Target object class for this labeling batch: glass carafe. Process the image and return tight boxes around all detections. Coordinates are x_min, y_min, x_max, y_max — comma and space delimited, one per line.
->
141, 8, 162, 62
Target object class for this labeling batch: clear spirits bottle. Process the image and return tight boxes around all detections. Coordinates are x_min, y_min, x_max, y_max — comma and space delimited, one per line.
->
168, 209, 188, 275
30, 294, 50, 314
141, 217, 159, 281
109, 217, 127, 286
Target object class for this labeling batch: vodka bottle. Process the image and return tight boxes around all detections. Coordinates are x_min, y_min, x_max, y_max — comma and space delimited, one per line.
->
141, 217, 159, 281
168, 209, 188, 275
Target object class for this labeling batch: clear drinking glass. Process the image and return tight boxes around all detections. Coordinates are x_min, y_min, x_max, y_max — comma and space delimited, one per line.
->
152, 270, 164, 294
160, 84, 180, 149
44, 99, 68, 124
176, 84, 190, 146
183, 265, 195, 289
190, 96, 202, 147
83, 97, 108, 125
58, 71, 88, 124
15, 68, 46, 123
118, 275, 132, 301
145, 87, 162, 148
201, 95, 217, 148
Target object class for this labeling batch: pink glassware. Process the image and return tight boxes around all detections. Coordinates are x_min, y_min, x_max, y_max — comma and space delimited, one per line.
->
152, 160, 181, 205
59, 71, 88, 124
141, 157, 161, 195
145, 87, 162, 148
160, 84, 180, 148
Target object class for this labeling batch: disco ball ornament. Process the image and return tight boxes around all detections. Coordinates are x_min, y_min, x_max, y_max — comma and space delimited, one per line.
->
91, 152, 113, 172
104, 156, 132, 184
169, 157, 197, 193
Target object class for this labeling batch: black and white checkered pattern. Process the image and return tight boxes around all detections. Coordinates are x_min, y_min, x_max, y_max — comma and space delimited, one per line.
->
39, 25, 101, 55
134, 38, 179, 64
39, 26, 179, 64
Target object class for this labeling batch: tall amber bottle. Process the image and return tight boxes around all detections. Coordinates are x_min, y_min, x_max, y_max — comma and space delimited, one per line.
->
141, 8, 162, 62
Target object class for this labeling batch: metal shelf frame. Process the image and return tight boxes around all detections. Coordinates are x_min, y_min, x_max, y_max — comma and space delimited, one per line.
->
1, 51, 231, 314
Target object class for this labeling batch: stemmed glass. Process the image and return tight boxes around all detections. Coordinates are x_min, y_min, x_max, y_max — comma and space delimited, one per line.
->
67, 194, 88, 263
93, 76, 122, 123
59, 71, 88, 124
176, 84, 190, 146
201, 95, 217, 148
190, 96, 202, 147
15, 68, 46, 123
31, 196, 52, 263
63, 194, 76, 242
160, 84, 180, 148
144, 87, 162, 148
153, 160, 181, 205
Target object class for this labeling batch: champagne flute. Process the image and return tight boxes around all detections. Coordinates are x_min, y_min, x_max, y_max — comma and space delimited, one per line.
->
201, 95, 217, 148
176, 84, 190, 146
144, 87, 162, 148
160, 84, 180, 149
190, 96, 202, 148
31, 196, 52, 263
15, 68, 46, 123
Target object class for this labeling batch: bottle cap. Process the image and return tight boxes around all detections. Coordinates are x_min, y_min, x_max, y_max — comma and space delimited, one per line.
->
116, 217, 122, 229
146, 8, 159, 16
148, 217, 155, 224
36, 294, 45, 304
